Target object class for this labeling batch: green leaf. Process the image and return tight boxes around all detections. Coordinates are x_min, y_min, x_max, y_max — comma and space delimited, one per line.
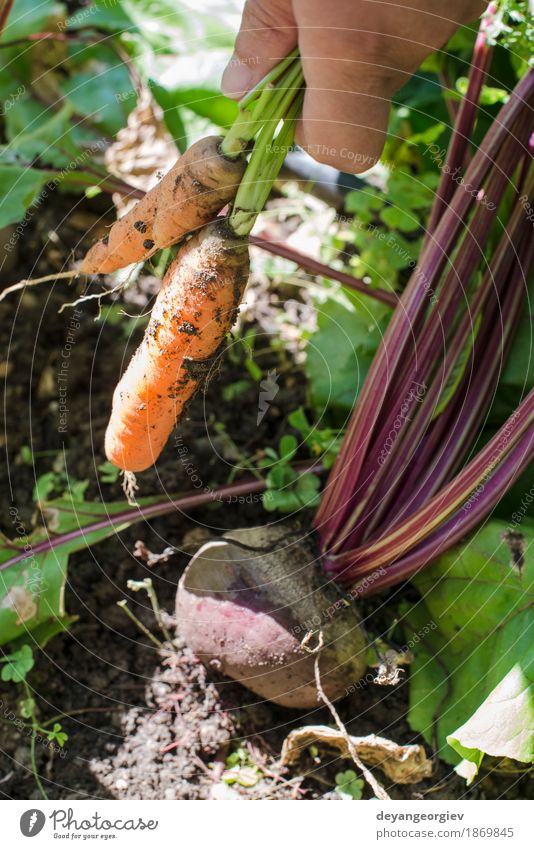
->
500, 298, 534, 390
222, 765, 259, 787
294, 473, 321, 508
263, 489, 301, 513
46, 722, 68, 747
405, 520, 534, 767
148, 80, 188, 153
0, 644, 34, 682
448, 663, 534, 773
279, 435, 298, 462
0, 491, 162, 647
19, 697, 36, 718
97, 461, 121, 485
245, 358, 262, 382
60, 66, 135, 135
305, 284, 390, 417
0, 0, 65, 42
387, 169, 435, 211
379, 205, 420, 233
0, 165, 50, 227
335, 770, 364, 800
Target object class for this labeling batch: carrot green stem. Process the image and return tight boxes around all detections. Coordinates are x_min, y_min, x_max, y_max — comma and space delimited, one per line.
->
220, 51, 305, 235
221, 51, 303, 157
230, 93, 303, 236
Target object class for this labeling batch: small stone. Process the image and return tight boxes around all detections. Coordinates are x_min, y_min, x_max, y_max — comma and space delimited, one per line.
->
210, 783, 242, 800
115, 778, 128, 791
152, 682, 170, 698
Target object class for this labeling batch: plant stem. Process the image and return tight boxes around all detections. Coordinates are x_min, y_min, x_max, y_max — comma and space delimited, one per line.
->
116, 600, 163, 648
145, 580, 172, 643
314, 69, 534, 550
230, 94, 303, 236
428, 1, 497, 232
0, 462, 322, 573
0, 0, 14, 37
23, 682, 49, 800
221, 52, 302, 157
249, 235, 397, 307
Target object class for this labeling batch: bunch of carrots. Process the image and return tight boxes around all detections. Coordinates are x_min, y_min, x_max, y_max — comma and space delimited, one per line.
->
82, 51, 304, 474
4, 48, 396, 485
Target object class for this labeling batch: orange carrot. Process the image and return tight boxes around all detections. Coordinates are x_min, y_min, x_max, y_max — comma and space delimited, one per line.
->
104, 219, 250, 472
80, 136, 245, 274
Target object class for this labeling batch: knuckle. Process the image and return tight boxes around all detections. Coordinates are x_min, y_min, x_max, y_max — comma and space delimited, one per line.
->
239, 0, 295, 47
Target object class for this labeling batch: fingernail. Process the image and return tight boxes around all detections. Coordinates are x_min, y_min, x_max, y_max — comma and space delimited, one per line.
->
221, 54, 253, 99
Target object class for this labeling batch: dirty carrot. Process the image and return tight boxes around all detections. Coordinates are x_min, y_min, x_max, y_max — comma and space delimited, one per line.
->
104, 56, 304, 471
104, 219, 249, 471
80, 136, 246, 274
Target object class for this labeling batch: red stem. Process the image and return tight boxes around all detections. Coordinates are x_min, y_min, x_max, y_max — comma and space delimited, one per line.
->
428, 1, 497, 232
1, 461, 322, 573
249, 234, 397, 308
342, 149, 532, 549
0, 0, 14, 37
328, 388, 534, 579
350, 427, 534, 596
314, 69, 534, 551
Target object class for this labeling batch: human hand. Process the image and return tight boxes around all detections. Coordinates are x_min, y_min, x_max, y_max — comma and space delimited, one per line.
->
222, 0, 486, 173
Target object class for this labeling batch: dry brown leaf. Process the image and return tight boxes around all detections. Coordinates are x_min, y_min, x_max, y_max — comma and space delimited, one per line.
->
105, 87, 178, 218
280, 724, 432, 785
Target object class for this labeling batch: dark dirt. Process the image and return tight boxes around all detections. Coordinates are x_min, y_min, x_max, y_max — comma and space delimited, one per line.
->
1, 195, 532, 801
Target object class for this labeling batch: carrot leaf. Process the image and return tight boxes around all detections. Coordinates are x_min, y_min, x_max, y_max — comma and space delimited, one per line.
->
404, 519, 534, 769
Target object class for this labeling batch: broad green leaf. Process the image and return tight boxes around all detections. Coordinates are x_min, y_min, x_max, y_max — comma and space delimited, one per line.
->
67, 0, 137, 34
305, 284, 390, 417
404, 122, 446, 148
60, 66, 135, 135
405, 520, 534, 767
379, 205, 420, 233
0, 0, 65, 42
0, 492, 161, 647
0, 644, 34, 682
0, 165, 50, 227
448, 663, 534, 770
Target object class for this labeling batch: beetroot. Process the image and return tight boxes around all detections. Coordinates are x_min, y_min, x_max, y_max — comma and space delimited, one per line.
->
175, 525, 367, 708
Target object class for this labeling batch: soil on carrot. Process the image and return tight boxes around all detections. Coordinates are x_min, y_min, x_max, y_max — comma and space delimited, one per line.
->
1, 196, 532, 801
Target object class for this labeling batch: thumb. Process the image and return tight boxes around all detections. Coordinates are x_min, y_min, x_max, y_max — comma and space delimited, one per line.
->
221, 0, 297, 99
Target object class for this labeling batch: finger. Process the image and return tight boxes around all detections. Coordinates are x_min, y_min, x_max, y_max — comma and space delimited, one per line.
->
293, 0, 487, 173
221, 0, 298, 99
295, 40, 392, 173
